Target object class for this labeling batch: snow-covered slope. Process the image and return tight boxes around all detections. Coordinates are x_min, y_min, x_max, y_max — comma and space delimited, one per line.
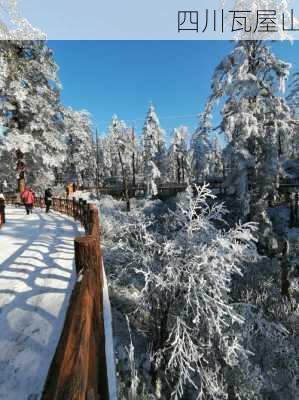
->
0, 206, 80, 400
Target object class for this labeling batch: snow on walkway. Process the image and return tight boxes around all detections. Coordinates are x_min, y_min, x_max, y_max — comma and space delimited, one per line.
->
0, 206, 80, 400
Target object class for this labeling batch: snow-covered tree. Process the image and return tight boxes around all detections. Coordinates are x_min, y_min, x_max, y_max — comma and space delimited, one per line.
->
0, 40, 66, 189
141, 104, 166, 185
287, 73, 299, 157
287, 73, 299, 117
209, 137, 223, 177
190, 119, 212, 181
167, 126, 190, 183
144, 160, 161, 197
202, 41, 295, 247
102, 115, 141, 209
119, 184, 259, 399
63, 107, 95, 188
104, 115, 128, 178
231, 254, 299, 400
0, 0, 45, 40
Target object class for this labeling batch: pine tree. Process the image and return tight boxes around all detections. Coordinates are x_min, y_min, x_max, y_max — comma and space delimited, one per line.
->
63, 107, 95, 188
167, 126, 189, 183
103, 114, 140, 209
210, 137, 223, 177
0, 40, 66, 189
141, 104, 166, 185
286, 72, 299, 158
287, 72, 299, 116
190, 117, 212, 181
203, 41, 294, 246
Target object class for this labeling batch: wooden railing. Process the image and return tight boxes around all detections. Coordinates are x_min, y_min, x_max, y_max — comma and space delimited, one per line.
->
4, 195, 110, 400
5, 195, 90, 225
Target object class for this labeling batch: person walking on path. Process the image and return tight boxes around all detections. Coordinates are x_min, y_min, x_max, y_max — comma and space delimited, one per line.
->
21, 187, 35, 215
0, 193, 5, 225
45, 187, 53, 213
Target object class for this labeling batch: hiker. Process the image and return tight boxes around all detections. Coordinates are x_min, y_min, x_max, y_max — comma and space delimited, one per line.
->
21, 187, 35, 215
44, 187, 53, 213
0, 193, 5, 224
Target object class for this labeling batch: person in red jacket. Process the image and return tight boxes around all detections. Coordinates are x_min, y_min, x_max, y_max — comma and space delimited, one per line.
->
21, 187, 35, 215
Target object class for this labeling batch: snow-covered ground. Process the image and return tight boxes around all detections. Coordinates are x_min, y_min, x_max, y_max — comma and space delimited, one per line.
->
0, 206, 80, 400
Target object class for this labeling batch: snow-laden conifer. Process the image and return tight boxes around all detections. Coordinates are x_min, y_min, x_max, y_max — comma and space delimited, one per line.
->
141, 104, 166, 187
63, 107, 95, 187
167, 126, 190, 183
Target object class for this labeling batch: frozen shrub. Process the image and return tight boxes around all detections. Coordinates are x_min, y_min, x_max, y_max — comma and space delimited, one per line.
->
118, 184, 259, 399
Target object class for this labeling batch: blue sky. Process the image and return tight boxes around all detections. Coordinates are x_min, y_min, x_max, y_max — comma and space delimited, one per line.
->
48, 40, 299, 142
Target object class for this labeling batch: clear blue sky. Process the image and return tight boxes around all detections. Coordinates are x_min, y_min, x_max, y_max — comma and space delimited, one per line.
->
48, 40, 299, 142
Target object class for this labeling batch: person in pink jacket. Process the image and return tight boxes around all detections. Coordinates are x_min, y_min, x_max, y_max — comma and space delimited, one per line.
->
21, 187, 35, 215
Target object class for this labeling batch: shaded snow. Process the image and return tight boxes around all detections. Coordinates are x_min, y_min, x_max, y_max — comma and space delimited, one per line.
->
0, 206, 80, 400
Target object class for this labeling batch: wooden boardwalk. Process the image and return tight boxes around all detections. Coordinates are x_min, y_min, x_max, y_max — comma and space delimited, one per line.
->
0, 197, 115, 400
0, 207, 79, 400
88, 176, 299, 199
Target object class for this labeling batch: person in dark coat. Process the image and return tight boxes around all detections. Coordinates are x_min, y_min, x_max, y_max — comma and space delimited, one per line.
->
44, 187, 53, 213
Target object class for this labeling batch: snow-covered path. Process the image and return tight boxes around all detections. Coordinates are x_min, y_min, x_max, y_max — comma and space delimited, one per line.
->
0, 206, 80, 400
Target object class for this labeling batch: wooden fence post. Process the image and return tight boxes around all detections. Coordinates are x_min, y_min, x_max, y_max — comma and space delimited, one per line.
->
74, 235, 97, 274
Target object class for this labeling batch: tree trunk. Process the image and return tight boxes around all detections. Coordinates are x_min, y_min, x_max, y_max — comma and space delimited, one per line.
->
177, 155, 181, 184
281, 239, 291, 300
182, 157, 185, 182
150, 297, 170, 398
132, 152, 136, 187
